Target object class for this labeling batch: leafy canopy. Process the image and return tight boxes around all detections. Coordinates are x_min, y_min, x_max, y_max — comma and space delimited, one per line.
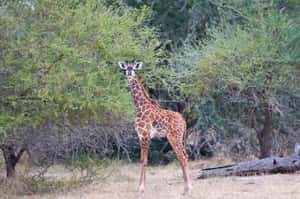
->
170, 1, 300, 129
0, 0, 161, 134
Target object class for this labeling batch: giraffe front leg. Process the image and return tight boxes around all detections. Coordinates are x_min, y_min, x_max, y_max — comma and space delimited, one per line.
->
138, 136, 150, 193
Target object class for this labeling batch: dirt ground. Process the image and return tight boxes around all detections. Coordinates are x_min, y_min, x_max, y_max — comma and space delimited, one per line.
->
1, 158, 300, 199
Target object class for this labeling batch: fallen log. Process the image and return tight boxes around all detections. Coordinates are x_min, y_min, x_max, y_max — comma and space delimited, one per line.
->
198, 154, 300, 179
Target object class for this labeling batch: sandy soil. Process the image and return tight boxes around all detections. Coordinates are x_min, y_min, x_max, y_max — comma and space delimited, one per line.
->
2, 159, 299, 199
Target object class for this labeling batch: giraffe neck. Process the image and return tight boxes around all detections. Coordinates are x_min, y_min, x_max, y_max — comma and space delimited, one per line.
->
128, 75, 158, 113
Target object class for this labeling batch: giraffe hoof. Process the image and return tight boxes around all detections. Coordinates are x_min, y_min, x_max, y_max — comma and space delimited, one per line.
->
183, 184, 192, 195
138, 185, 145, 193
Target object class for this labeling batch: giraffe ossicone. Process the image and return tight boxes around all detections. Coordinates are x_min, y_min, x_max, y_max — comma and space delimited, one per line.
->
118, 60, 192, 194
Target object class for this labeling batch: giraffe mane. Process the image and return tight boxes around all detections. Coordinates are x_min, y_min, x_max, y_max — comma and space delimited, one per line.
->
136, 77, 159, 107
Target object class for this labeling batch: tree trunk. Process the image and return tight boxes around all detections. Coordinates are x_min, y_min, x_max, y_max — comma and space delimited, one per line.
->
247, 87, 274, 159
1, 145, 25, 178
258, 97, 273, 159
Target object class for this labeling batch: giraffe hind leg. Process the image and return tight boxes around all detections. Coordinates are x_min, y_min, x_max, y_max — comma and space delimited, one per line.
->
167, 133, 192, 194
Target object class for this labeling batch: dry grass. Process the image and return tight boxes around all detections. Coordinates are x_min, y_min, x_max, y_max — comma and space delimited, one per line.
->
1, 157, 300, 199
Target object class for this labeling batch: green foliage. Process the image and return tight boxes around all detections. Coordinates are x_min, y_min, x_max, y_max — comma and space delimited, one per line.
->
0, 1, 160, 132
192, 7, 298, 94
171, 1, 300, 130
0, 0, 299, 163
106, 0, 220, 47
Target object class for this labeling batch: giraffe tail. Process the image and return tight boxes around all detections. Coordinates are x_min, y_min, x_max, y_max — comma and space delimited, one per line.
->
183, 121, 188, 148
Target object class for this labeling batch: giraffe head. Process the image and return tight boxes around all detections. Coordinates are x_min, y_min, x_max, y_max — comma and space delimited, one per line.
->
118, 61, 142, 76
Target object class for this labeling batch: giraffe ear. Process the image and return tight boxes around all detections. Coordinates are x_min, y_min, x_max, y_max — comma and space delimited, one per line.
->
134, 62, 142, 70
118, 61, 126, 69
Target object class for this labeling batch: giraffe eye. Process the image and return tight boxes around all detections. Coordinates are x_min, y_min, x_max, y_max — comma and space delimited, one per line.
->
134, 62, 142, 70
118, 61, 126, 70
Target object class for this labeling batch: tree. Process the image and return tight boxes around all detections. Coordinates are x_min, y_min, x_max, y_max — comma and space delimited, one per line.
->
171, 2, 300, 158
0, 0, 160, 177
105, 0, 220, 48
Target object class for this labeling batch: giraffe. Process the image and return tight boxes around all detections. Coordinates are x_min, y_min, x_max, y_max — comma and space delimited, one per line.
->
118, 61, 192, 194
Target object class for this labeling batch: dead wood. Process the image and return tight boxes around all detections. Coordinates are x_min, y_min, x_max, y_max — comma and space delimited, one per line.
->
198, 154, 300, 179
